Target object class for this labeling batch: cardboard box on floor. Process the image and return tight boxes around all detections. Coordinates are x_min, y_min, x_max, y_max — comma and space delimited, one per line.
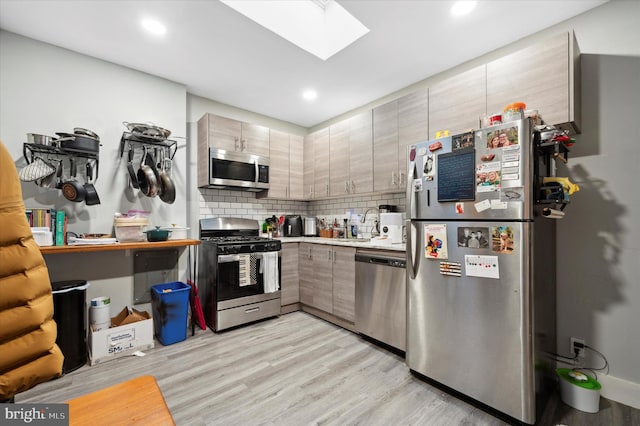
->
88, 307, 154, 365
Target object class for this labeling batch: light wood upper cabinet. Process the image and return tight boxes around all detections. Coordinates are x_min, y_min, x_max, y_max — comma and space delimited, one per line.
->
329, 111, 373, 197
303, 132, 315, 199
281, 243, 299, 306
487, 31, 581, 133
260, 130, 304, 200
197, 113, 270, 187
371, 88, 427, 193
348, 111, 373, 195
429, 65, 487, 139
266, 129, 289, 199
240, 122, 270, 157
332, 246, 356, 322
373, 100, 399, 192
289, 134, 304, 200
329, 119, 350, 197
199, 113, 269, 157
398, 88, 429, 187
312, 127, 330, 198
207, 115, 241, 152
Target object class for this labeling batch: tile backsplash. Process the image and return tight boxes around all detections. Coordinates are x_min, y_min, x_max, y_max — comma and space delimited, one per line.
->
198, 189, 405, 237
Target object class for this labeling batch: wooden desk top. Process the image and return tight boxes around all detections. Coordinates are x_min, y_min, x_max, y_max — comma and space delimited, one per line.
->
67, 375, 175, 425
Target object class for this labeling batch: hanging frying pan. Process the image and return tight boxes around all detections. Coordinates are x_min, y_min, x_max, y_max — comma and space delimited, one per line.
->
83, 162, 101, 206
158, 149, 176, 204
137, 147, 159, 197
127, 148, 139, 189
61, 159, 86, 202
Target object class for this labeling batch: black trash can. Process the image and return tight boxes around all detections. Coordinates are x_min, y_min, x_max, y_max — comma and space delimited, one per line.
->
51, 280, 89, 373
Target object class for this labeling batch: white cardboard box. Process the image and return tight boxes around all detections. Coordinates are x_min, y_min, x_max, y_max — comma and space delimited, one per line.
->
88, 310, 154, 365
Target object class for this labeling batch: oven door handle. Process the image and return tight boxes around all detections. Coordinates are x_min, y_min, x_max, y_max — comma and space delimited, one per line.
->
218, 254, 241, 263
253, 252, 281, 259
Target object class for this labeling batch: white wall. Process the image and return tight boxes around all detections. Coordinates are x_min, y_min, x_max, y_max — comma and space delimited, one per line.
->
0, 31, 189, 313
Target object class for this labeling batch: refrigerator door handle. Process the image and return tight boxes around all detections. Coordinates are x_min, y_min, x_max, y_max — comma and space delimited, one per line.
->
407, 220, 418, 280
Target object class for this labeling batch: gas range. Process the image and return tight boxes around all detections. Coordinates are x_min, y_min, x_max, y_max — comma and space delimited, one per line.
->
199, 217, 281, 254
202, 236, 281, 254
198, 217, 282, 332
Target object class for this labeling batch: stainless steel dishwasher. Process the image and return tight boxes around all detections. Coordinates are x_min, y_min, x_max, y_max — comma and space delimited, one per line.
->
355, 249, 406, 351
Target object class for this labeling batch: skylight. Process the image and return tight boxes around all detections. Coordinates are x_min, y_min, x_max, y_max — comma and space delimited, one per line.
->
220, 0, 369, 61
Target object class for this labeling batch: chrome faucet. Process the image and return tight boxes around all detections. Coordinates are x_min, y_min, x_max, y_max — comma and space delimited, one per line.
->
361, 207, 378, 223
361, 207, 380, 236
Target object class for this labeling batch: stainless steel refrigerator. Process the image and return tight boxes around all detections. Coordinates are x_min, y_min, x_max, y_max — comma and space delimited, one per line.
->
406, 118, 557, 424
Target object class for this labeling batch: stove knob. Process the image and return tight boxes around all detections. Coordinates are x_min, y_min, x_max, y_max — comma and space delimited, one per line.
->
217, 246, 226, 254
269, 243, 279, 250
250, 244, 256, 252
229, 246, 239, 254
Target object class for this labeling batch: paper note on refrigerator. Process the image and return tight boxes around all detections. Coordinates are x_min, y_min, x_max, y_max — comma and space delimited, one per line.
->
464, 255, 500, 279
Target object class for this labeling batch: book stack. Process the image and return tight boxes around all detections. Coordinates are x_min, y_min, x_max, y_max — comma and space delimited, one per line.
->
26, 208, 67, 246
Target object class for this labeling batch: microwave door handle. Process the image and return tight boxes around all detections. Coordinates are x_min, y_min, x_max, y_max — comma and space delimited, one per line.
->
255, 160, 259, 185
218, 254, 241, 263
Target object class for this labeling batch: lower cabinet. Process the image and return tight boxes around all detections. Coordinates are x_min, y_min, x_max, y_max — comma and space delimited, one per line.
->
298, 243, 355, 322
280, 243, 299, 306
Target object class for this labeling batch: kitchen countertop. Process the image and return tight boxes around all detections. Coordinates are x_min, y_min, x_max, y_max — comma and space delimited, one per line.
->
277, 236, 406, 252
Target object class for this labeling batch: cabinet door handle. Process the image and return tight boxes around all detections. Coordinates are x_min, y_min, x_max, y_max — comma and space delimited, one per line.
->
391, 171, 397, 186
399, 171, 405, 186
351, 180, 355, 193
234, 137, 239, 151
242, 139, 247, 151
328, 250, 332, 261
333, 250, 336, 262
326, 184, 329, 196
345, 180, 349, 193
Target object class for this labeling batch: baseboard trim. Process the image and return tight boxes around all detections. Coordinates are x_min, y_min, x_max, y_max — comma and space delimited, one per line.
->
598, 374, 640, 409
300, 305, 356, 332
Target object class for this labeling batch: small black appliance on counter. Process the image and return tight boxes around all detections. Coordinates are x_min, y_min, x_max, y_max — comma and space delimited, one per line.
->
283, 215, 302, 237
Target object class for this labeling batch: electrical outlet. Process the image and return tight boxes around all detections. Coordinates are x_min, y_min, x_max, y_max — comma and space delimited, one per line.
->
571, 337, 585, 358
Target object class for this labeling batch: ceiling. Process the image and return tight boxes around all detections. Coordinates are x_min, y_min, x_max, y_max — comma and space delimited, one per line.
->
0, 0, 607, 128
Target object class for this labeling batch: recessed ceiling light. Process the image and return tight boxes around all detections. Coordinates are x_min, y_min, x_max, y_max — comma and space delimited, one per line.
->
303, 90, 318, 101
220, 0, 369, 61
141, 18, 166, 36
451, 1, 477, 16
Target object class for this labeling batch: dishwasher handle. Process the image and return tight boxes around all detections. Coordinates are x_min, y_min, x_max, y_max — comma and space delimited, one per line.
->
355, 253, 406, 268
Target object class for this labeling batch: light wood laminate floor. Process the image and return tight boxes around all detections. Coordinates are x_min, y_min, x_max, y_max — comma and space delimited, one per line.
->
17, 312, 639, 425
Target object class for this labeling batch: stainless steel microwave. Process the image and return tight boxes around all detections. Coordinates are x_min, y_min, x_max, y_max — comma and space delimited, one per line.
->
207, 148, 269, 192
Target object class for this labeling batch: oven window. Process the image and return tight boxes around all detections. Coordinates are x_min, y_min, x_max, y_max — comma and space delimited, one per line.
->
216, 254, 281, 301
217, 256, 262, 301
211, 159, 255, 182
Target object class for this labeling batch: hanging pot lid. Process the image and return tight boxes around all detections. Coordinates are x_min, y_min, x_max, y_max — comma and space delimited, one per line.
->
122, 121, 171, 139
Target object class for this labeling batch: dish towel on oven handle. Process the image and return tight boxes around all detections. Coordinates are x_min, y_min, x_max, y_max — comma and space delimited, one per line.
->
238, 254, 252, 287
260, 251, 279, 293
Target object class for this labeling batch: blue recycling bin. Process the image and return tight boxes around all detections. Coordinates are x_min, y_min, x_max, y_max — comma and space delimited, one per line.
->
150, 281, 190, 345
